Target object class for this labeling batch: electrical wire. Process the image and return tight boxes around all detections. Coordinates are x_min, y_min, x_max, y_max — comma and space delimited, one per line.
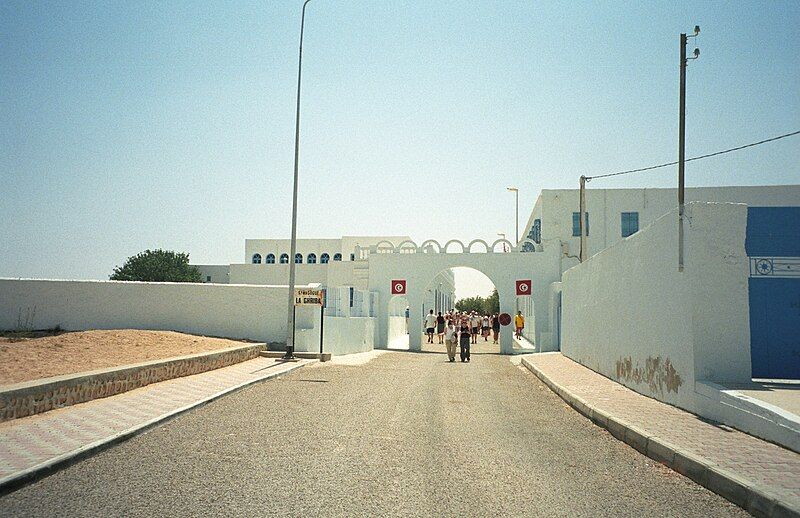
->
584, 129, 800, 181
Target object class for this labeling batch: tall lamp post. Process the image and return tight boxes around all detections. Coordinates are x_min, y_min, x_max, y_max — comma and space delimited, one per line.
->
285, 0, 313, 360
678, 25, 700, 272
506, 187, 519, 245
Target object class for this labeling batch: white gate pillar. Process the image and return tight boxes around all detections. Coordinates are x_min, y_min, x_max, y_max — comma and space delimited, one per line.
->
499, 285, 516, 355
406, 287, 424, 352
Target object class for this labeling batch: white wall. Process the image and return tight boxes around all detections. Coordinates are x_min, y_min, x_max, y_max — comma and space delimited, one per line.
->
296, 316, 376, 356
560, 202, 751, 411
0, 278, 319, 345
194, 264, 230, 284
229, 263, 337, 286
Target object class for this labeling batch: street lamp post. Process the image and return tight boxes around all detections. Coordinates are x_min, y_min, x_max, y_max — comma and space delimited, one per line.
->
506, 187, 519, 245
285, 0, 312, 360
678, 25, 700, 272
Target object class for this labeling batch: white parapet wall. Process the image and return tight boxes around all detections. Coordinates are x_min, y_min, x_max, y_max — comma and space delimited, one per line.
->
0, 278, 319, 345
560, 202, 752, 412
296, 316, 377, 356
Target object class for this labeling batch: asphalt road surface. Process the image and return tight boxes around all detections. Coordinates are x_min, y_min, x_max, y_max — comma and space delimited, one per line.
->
0, 344, 746, 517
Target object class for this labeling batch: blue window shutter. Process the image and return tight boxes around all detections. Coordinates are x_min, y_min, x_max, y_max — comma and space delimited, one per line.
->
621, 212, 639, 237
573, 213, 589, 236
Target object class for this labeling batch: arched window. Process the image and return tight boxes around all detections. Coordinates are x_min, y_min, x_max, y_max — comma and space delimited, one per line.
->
320, 253, 330, 264
333, 253, 342, 261
265, 253, 275, 264
307, 253, 317, 264
295, 253, 303, 264
280, 253, 289, 264
252, 253, 262, 264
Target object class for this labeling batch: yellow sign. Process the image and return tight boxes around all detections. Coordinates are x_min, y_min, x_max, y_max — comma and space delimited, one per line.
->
294, 288, 324, 306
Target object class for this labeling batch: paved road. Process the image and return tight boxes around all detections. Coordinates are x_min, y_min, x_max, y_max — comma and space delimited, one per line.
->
0, 345, 746, 517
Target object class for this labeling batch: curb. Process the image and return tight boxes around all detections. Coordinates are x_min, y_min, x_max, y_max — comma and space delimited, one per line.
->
0, 360, 309, 496
520, 356, 799, 518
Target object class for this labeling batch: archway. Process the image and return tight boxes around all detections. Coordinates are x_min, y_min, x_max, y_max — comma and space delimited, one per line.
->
368, 244, 561, 354
416, 266, 517, 356
387, 294, 410, 350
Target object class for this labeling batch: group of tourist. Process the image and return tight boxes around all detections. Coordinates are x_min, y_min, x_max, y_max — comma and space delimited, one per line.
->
424, 309, 506, 363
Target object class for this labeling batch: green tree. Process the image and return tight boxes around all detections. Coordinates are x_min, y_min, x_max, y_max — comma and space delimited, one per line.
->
455, 296, 484, 314
455, 289, 500, 315
484, 289, 500, 314
110, 249, 202, 282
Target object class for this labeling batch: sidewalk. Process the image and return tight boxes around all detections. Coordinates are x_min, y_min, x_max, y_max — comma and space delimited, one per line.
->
0, 356, 309, 493
522, 353, 800, 517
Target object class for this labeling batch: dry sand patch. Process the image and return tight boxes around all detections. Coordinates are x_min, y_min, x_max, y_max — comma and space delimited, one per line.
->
0, 330, 255, 385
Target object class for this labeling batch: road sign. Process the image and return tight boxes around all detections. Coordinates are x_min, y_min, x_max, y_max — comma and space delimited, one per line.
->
498, 313, 512, 326
516, 279, 532, 296
294, 288, 324, 306
391, 279, 407, 295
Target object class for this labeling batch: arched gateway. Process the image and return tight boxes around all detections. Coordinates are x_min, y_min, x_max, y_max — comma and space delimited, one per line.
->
366, 240, 562, 355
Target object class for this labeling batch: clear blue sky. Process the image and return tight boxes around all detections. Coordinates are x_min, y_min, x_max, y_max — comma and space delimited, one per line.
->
2, 0, 798, 281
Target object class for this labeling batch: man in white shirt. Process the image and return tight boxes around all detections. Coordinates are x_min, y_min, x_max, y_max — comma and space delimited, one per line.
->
424, 310, 437, 344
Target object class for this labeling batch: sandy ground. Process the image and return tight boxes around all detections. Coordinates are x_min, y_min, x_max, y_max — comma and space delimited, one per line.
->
0, 330, 255, 385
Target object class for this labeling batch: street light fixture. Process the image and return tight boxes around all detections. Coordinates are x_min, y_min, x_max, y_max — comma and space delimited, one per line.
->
506, 187, 519, 246
285, 0, 312, 360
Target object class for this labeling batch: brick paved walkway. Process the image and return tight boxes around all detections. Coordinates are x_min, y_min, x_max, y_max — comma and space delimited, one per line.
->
523, 353, 800, 516
0, 357, 309, 491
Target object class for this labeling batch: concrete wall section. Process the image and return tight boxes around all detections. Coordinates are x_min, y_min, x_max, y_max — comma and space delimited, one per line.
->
0, 278, 315, 344
560, 202, 751, 412
294, 316, 376, 356
194, 264, 231, 284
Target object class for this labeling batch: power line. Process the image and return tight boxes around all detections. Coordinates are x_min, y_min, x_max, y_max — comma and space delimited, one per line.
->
585, 129, 800, 181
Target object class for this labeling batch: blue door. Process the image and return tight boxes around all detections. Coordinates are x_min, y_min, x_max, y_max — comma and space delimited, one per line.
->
746, 207, 800, 379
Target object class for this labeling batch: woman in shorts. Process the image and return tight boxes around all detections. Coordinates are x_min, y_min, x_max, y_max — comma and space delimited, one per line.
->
436, 312, 445, 344
481, 315, 490, 341
470, 312, 480, 344
491, 314, 500, 344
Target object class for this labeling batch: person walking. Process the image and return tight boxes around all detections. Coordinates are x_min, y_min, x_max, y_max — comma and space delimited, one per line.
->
459, 318, 471, 362
491, 313, 500, 344
444, 320, 457, 362
425, 310, 437, 344
514, 310, 525, 340
436, 312, 445, 344
470, 312, 480, 344
481, 314, 490, 341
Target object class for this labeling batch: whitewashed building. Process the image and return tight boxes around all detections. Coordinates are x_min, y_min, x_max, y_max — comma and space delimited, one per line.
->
520, 185, 800, 275
195, 235, 456, 316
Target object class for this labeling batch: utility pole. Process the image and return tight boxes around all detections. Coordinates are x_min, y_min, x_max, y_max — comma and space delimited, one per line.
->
678, 26, 700, 272
285, 0, 312, 360
579, 175, 587, 262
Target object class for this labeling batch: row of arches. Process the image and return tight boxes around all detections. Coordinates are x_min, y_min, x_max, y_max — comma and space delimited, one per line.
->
368, 237, 540, 254
251, 252, 343, 265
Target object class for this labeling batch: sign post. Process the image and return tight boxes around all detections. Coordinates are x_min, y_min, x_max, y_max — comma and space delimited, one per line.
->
290, 288, 325, 358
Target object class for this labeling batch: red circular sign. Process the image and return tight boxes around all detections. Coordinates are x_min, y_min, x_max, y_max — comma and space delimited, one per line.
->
498, 313, 512, 326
